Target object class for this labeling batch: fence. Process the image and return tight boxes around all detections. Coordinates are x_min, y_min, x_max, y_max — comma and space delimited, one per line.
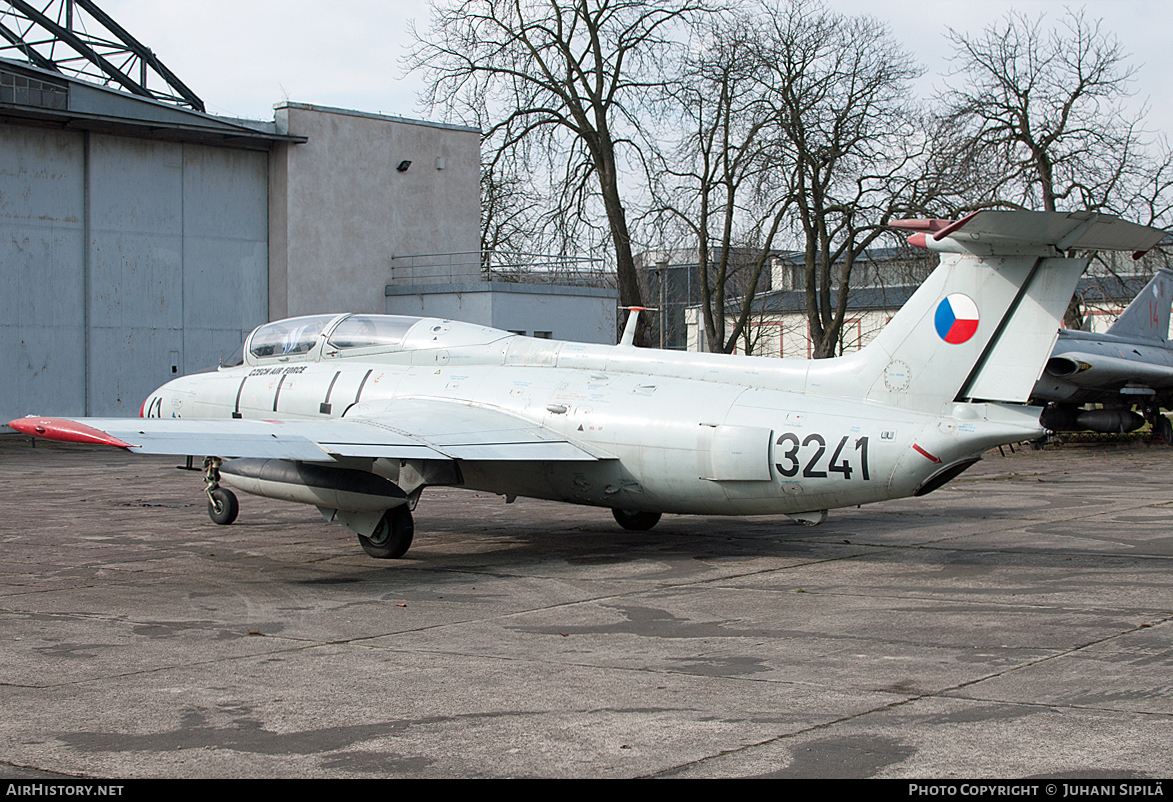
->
388, 251, 613, 289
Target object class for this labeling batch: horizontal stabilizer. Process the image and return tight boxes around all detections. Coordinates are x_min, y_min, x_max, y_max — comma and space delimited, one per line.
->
894, 211, 1167, 257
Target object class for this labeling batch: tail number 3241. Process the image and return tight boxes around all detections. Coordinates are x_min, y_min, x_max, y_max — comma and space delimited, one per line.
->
774, 434, 870, 481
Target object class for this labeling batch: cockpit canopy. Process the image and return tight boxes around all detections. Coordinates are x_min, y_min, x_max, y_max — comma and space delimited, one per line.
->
246, 314, 424, 362
249, 315, 335, 359
236, 312, 519, 368
326, 315, 419, 350
234, 313, 514, 369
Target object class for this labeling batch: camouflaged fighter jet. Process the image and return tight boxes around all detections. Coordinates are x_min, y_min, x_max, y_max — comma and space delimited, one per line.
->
1032, 268, 1173, 442
11, 211, 1165, 560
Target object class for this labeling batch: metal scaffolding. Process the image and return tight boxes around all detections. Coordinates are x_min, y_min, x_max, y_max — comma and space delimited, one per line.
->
0, 0, 203, 110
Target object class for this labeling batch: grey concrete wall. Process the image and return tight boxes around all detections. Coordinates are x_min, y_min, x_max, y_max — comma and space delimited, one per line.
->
88, 138, 268, 413
180, 145, 269, 372
386, 282, 618, 344
270, 104, 480, 319
86, 135, 186, 413
1, 123, 268, 423
0, 125, 86, 421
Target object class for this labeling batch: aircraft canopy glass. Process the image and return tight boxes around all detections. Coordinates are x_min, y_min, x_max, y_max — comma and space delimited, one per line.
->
327, 315, 421, 350
249, 315, 334, 359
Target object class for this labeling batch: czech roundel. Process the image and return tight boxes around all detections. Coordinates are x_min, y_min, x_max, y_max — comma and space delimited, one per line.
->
934, 293, 979, 344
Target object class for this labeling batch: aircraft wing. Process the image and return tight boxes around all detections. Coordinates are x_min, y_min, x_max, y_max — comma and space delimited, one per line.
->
9, 398, 609, 463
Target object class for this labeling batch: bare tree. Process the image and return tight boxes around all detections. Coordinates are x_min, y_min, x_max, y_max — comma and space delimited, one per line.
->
646, 0, 924, 358
410, 0, 708, 344
941, 9, 1173, 330
481, 161, 537, 266
647, 10, 792, 354
941, 8, 1173, 223
762, 1, 925, 359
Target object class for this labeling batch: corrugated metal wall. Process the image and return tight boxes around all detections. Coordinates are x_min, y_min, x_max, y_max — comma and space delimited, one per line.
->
1, 124, 268, 423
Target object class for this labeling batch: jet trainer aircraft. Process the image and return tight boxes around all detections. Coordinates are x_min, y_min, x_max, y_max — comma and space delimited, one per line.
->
1032, 268, 1173, 442
10, 211, 1165, 560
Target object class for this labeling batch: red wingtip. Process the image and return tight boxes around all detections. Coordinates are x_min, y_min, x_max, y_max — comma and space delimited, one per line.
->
8, 417, 136, 448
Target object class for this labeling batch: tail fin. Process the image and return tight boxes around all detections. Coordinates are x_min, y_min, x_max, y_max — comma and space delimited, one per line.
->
821, 211, 1166, 414
1104, 268, 1173, 343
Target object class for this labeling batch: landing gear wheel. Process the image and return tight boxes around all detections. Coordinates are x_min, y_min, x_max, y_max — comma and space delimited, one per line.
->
358, 505, 414, 559
207, 487, 239, 525
1157, 415, 1173, 446
612, 508, 662, 531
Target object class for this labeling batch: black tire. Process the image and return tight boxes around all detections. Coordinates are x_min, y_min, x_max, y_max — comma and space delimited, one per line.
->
612, 508, 662, 531
1157, 415, 1173, 446
207, 487, 239, 525
358, 505, 414, 559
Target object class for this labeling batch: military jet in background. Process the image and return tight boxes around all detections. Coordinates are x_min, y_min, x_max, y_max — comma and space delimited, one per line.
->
11, 211, 1165, 560
1033, 268, 1173, 442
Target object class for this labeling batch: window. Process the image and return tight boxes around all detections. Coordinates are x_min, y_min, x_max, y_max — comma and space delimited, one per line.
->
0, 69, 67, 110
249, 315, 334, 358
327, 315, 421, 350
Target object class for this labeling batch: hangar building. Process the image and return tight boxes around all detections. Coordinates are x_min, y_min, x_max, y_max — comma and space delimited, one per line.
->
0, 3, 615, 426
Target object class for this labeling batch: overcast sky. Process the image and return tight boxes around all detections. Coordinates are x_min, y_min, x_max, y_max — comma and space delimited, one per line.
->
98, 0, 1172, 135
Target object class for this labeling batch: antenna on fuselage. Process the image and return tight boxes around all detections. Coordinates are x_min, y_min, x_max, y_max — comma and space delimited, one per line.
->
618, 306, 658, 347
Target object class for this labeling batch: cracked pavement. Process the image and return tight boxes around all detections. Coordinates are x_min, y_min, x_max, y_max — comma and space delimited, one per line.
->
1, 436, 1171, 778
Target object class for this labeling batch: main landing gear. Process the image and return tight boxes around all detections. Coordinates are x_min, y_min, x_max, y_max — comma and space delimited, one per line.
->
1137, 403, 1173, 445
358, 505, 415, 559
612, 508, 662, 531
207, 487, 239, 525
1151, 411, 1173, 445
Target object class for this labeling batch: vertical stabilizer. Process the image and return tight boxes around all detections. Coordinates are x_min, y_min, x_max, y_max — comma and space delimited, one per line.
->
816, 211, 1166, 414
1105, 268, 1173, 343
850, 252, 1085, 411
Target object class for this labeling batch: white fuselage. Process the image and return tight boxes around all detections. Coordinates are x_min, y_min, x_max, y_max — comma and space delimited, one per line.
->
143, 316, 1044, 517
